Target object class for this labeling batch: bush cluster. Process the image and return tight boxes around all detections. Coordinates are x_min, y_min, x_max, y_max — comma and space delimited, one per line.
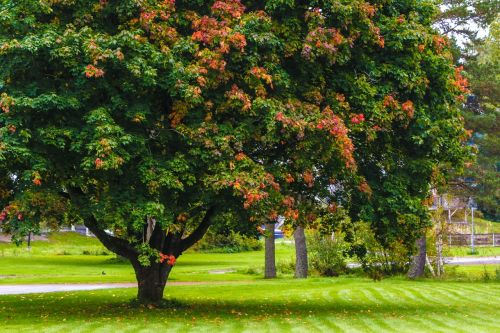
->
308, 232, 349, 277
348, 222, 412, 277
194, 230, 262, 253
307, 222, 412, 279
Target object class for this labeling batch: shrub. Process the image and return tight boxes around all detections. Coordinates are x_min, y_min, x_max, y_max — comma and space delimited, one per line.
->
82, 249, 111, 256
240, 266, 262, 275
194, 230, 262, 253
308, 232, 348, 277
276, 258, 295, 275
349, 222, 411, 277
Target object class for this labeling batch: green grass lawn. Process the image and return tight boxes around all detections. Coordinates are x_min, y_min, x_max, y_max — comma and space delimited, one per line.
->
0, 232, 499, 332
448, 264, 500, 280
0, 278, 499, 332
447, 246, 500, 257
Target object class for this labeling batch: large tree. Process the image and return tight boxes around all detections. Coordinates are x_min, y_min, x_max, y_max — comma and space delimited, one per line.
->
461, 16, 500, 220
435, 2, 499, 220
435, 0, 499, 43
1, 0, 467, 302
342, 1, 472, 274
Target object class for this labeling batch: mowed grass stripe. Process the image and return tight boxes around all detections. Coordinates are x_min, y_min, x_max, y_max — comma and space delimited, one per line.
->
323, 316, 367, 333
450, 306, 500, 328
389, 315, 442, 333
288, 317, 324, 333
428, 283, 485, 298
344, 316, 378, 333
318, 290, 397, 331
359, 288, 385, 305
418, 289, 500, 331
363, 286, 390, 306
370, 286, 406, 304
357, 314, 398, 333
441, 283, 500, 297
398, 286, 448, 306
406, 317, 459, 333
387, 286, 430, 306
367, 312, 399, 332
400, 288, 495, 329
433, 286, 500, 315
332, 284, 493, 333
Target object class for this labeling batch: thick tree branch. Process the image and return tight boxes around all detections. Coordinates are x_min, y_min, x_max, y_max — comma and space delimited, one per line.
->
84, 216, 137, 259
149, 220, 166, 251
178, 206, 216, 253
65, 186, 138, 259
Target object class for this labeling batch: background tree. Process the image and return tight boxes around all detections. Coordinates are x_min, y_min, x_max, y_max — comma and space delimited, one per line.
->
434, 0, 499, 44
433, 0, 499, 221
461, 17, 500, 220
337, 1, 471, 276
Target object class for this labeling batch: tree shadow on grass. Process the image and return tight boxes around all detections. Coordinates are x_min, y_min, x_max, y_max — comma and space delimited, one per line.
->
0, 287, 486, 325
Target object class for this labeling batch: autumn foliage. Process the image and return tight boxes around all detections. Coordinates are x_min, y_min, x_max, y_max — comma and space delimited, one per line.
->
0, 0, 469, 301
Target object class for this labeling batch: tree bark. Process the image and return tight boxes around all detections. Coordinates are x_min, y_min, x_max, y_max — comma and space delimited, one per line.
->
133, 261, 173, 304
264, 222, 276, 279
407, 235, 426, 279
294, 226, 308, 278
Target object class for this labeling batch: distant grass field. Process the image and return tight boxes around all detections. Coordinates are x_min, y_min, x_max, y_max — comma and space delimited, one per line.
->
0, 232, 498, 284
0, 232, 112, 256
447, 246, 500, 257
473, 217, 500, 233
0, 232, 296, 284
0, 278, 499, 332
449, 265, 500, 280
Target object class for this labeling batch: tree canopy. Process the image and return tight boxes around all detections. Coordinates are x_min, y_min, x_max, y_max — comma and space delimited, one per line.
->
460, 16, 500, 219
0, 0, 469, 302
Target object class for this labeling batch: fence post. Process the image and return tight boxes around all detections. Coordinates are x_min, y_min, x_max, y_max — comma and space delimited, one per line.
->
493, 233, 495, 247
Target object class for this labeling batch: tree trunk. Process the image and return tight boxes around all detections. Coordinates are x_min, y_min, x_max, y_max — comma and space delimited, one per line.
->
407, 235, 426, 279
294, 226, 308, 278
27, 231, 32, 251
264, 223, 276, 279
79, 205, 217, 303
133, 261, 172, 304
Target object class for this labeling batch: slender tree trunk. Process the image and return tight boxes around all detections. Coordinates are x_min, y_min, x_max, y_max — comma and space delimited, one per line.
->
436, 233, 443, 276
133, 261, 172, 304
27, 231, 32, 251
264, 223, 276, 279
408, 236, 426, 279
425, 255, 436, 277
294, 226, 308, 278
